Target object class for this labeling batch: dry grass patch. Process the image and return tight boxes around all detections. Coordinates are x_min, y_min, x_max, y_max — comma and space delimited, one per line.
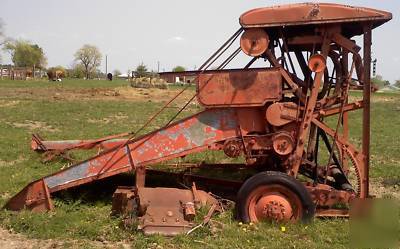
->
5, 120, 59, 133
0, 100, 20, 108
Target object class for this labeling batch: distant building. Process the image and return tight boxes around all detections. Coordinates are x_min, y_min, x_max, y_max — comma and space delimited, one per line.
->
0, 65, 45, 80
159, 71, 199, 84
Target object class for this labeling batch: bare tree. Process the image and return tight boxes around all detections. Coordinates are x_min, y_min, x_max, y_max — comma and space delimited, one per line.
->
0, 18, 4, 45
74, 44, 102, 79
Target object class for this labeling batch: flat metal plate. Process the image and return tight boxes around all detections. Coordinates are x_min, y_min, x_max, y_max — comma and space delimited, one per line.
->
240, 3, 392, 31
197, 68, 282, 107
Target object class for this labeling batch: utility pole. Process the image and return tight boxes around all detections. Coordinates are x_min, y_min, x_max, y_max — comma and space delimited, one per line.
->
157, 61, 160, 73
372, 58, 377, 77
105, 55, 108, 77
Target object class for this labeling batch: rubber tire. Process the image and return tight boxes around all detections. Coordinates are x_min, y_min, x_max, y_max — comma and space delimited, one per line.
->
236, 171, 315, 223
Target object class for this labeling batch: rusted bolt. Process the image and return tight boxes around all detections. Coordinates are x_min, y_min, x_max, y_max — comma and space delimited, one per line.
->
167, 211, 173, 217
183, 202, 196, 221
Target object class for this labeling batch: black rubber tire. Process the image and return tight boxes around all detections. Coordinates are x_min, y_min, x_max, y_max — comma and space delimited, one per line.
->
236, 171, 315, 223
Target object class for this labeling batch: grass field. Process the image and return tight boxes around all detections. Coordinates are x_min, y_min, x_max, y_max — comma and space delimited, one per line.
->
0, 79, 399, 248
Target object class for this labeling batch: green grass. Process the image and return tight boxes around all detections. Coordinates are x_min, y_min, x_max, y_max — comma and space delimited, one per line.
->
0, 78, 131, 88
0, 79, 399, 248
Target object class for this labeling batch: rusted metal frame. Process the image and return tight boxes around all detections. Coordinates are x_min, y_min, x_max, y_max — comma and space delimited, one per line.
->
327, 50, 342, 96
244, 56, 258, 69
330, 32, 365, 86
96, 29, 245, 174
136, 166, 146, 188
315, 209, 349, 218
318, 128, 344, 175
325, 67, 336, 97
341, 50, 350, 172
311, 118, 365, 197
363, 23, 372, 198
199, 27, 243, 70
162, 162, 247, 170
306, 184, 354, 208
31, 134, 47, 151
147, 169, 243, 189
279, 29, 297, 76
294, 49, 312, 90
59, 132, 133, 152
276, 40, 289, 70
289, 31, 331, 177
306, 123, 318, 164
95, 82, 199, 176
265, 49, 304, 101
331, 33, 361, 54
313, 127, 321, 183
317, 68, 332, 100
49, 165, 133, 193
205, 31, 243, 71
235, 111, 250, 159
33, 108, 237, 195
42, 179, 53, 210
217, 47, 242, 70
288, 36, 323, 46
316, 101, 363, 117
322, 58, 355, 183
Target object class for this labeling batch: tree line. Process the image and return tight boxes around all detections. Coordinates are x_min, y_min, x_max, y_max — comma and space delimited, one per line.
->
4, 17, 398, 86
0, 18, 194, 81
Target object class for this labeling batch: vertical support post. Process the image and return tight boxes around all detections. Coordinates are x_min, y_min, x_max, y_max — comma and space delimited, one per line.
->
342, 50, 349, 172
135, 166, 146, 188
363, 23, 372, 198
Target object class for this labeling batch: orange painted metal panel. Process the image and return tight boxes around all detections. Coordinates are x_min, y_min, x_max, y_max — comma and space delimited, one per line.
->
240, 3, 392, 32
197, 68, 282, 107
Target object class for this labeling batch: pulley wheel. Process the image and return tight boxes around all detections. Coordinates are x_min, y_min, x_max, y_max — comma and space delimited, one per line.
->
240, 28, 269, 57
308, 54, 326, 73
272, 132, 295, 156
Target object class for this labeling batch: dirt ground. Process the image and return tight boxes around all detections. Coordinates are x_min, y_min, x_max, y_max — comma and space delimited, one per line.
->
0, 86, 195, 104
0, 228, 132, 249
0, 228, 64, 249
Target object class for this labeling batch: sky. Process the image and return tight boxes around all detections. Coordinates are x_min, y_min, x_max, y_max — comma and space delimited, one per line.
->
0, 0, 399, 82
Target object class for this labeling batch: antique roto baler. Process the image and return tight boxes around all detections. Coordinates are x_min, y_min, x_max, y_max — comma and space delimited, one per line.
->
5, 3, 392, 234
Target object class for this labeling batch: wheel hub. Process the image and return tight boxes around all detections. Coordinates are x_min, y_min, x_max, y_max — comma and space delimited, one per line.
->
255, 193, 293, 221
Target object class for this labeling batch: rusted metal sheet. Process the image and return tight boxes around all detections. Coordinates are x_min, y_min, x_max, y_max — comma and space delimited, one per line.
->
137, 187, 218, 235
240, 3, 392, 33
111, 186, 136, 217
197, 68, 282, 107
5, 108, 239, 211
4, 179, 52, 212
31, 133, 128, 152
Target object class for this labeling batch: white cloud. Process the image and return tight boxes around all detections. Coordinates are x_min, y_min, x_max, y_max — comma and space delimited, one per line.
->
167, 36, 185, 42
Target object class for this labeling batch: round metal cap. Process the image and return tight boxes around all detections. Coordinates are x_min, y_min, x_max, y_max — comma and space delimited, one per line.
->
240, 28, 269, 57
308, 54, 326, 73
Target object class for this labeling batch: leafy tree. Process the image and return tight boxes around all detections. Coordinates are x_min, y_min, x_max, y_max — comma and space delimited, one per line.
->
172, 65, 186, 72
74, 44, 102, 79
112, 69, 121, 76
0, 18, 5, 46
395, 80, 400, 88
371, 75, 390, 90
0, 18, 4, 62
135, 63, 148, 78
68, 63, 85, 78
3, 40, 47, 70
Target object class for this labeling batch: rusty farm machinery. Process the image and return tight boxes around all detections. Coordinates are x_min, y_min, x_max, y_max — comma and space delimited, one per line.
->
4, 3, 392, 235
